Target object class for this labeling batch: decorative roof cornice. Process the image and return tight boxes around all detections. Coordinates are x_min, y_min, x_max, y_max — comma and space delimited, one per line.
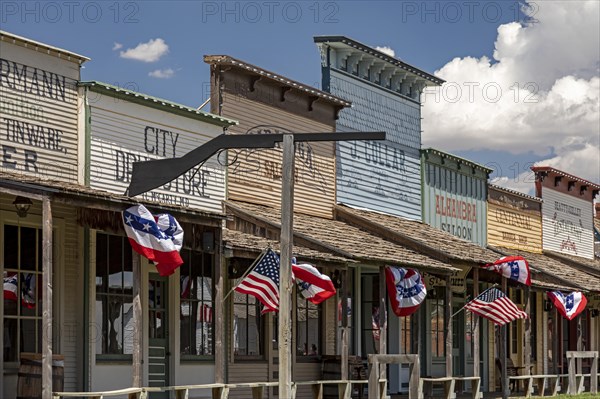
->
1, 30, 89, 63
79, 81, 238, 127
314, 35, 444, 99
421, 147, 493, 174
204, 54, 351, 108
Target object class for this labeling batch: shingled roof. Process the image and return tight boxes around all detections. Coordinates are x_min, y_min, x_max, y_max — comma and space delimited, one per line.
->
544, 250, 600, 278
491, 246, 600, 292
224, 200, 459, 275
223, 228, 353, 265
334, 204, 498, 265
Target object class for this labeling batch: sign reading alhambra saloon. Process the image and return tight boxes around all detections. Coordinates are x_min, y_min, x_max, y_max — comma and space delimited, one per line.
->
421, 149, 491, 246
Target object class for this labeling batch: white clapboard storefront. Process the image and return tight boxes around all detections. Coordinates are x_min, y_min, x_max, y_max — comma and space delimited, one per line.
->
84, 82, 230, 213
0, 33, 84, 183
82, 82, 236, 392
541, 188, 595, 259
1, 31, 89, 398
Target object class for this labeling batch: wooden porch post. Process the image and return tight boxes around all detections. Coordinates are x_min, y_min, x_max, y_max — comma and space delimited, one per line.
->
500, 277, 509, 399
524, 287, 531, 376
341, 269, 349, 380
41, 196, 53, 399
132, 250, 142, 387
279, 134, 294, 399
378, 268, 388, 386
445, 276, 452, 377
215, 243, 225, 383
473, 268, 480, 378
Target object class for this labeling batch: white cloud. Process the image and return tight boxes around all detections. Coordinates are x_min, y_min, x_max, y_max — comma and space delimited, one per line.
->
375, 46, 395, 57
148, 68, 175, 79
120, 38, 169, 63
422, 0, 600, 193
112, 42, 123, 51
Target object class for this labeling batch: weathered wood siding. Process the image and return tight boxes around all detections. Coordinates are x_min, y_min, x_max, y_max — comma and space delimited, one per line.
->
422, 152, 489, 246
329, 70, 423, 220
221, 93, 336, 219
87, 92, 225, 213
541, 188, 595, 259
487, 187, 542, 253
0, 41, 81, 183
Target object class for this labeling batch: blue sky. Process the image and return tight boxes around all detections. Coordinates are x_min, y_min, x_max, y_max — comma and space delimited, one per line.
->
3, 1, 599, 192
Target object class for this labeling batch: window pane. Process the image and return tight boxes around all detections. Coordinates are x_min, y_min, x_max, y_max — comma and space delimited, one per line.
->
96, 233, 107, 292
21, 319, 37, 353
20, 227, 36, 271
20, 273, 37, 317
3, 316, 18, 361
4, 225, 18, 267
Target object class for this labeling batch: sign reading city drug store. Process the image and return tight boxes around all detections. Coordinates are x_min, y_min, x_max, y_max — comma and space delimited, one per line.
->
84, 83, 233, 213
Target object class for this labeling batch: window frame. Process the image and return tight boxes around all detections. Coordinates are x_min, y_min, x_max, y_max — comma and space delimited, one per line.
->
179, 247, 215, 361
232, 290, 265, 360
295, 295, 323, 362
93, 231, 134, 362
1, 211, 62, 367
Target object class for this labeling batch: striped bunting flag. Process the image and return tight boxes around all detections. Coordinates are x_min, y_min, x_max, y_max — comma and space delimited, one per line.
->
464, 287, 528, 326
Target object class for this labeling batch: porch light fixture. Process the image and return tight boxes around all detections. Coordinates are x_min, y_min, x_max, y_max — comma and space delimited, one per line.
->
591, 309, 599, 318
544, 299, 553, 312
13, 196, 32, 218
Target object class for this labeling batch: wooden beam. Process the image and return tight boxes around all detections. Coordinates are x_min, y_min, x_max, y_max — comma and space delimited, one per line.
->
132, 250, 142, 387
341, 270, 349, 380
379, 268, 387, 382
473, 268, 480, 378
278, 134, 294, 399
524, 286, 531, 376
215, 231, 225, 383
42, 196, 53, 399
445, 276, 453, 377
501, 277, 508, 399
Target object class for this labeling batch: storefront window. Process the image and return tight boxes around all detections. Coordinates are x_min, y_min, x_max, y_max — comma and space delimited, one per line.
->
95, 233, 134, 357
233, 291, 262, 358
180, 249, 214, 357
296, 298, 321, 357
400, 317, 411, 354
3, 225, 43, 362
430, 292, 445, 358
361, 273, 380, 355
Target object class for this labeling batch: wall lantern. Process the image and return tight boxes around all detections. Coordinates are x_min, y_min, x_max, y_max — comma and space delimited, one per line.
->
591, 309, 599, 318
544, 299, 553, 312
13, 196, 33, 218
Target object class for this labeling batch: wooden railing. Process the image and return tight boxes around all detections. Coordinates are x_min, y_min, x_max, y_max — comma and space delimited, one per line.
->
53, 380, 370, 399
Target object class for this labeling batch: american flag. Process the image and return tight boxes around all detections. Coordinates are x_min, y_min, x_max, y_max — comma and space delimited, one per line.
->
234, 249, 280, 313
198, 303, 213, 323
464, 287, 528, 326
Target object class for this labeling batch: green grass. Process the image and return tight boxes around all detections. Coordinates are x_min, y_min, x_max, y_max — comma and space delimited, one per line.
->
512, 395, 599, 398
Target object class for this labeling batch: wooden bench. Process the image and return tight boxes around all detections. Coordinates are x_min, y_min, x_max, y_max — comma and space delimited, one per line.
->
292, 379, 368, 399
453, 376, 482, 399
418, 377, 455, 399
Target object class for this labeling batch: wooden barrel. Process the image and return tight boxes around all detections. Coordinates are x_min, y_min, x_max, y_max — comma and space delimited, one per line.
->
17, 353, 64, 399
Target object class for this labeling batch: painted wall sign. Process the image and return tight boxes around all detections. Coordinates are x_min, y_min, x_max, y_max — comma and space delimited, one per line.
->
0, 52, 79, 182
220, 93, 336, 218
422, 160, 488, 246
541, 188, 595, 259
328, 70, 422, 219
87, 93, 225, 213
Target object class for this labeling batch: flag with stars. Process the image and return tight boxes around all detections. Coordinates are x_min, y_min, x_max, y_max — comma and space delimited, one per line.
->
547, 291, 587, 320
292, 262, 336, 305
385, 266, 427, 317
482, 256, 531, 286
234, 248, 280, 313
122, 205, 184, 277
464, 287, 528, 326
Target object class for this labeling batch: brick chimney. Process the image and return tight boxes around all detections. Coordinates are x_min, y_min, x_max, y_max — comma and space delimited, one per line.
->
596, 202, 600, 219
